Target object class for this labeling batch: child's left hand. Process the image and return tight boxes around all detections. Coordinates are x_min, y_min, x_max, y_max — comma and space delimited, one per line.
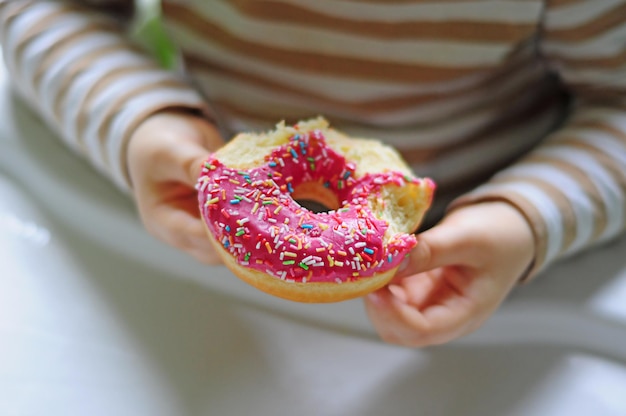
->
364, 201, 535, 347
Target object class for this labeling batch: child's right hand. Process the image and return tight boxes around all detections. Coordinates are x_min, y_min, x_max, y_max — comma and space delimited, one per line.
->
127, 110, 224, 264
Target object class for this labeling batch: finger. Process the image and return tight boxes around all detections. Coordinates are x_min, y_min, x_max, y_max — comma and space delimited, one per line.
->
188, 246, 223, 265
160, 211, 222, 265
396, 225, 475, 279
147, 203, 215, 254
365, 284, 475, 347
184, 147, 212, 187
389, 269, 443, 307
365, 288, 430, 345
150, 140, 211, 187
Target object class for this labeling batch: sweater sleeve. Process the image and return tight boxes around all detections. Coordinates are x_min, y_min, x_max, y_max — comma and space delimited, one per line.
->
0, 0, 211, 192
451, 0, 626, 280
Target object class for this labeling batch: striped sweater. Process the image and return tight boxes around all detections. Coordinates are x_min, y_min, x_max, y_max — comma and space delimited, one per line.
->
1, 0, 625, 279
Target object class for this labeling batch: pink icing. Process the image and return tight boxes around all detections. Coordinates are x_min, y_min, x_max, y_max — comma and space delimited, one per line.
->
197, 129, 430, 284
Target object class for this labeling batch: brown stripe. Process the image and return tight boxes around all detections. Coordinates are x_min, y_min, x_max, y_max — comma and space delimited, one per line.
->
571, 119, 626, 143
79, 0, 135, 18
209, 99, 322, 128
548, 0, 588, 7
547, 3, 626, 43
317, 0, 542, 3
163, 2, 490, 83
229, 0, 537, 43
524, 153, 608, 241
186, 52, 540, 115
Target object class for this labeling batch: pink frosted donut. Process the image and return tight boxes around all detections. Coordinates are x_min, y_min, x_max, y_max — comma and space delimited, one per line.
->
197, 118, 435, 303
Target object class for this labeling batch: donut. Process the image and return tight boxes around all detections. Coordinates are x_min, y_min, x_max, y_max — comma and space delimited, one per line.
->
197, 118, 435, 303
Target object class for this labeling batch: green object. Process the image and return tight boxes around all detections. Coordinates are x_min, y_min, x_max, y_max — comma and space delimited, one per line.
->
131, 0, 178, 69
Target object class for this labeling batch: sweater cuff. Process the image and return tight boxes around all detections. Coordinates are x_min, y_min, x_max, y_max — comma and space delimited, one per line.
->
107, 89, 214, 193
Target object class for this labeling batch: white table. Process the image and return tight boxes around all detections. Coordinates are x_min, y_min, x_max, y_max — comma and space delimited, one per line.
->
2, 58, 626, 415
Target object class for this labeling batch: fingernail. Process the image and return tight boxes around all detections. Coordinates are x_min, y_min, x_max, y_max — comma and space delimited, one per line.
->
398, 256, 410, 272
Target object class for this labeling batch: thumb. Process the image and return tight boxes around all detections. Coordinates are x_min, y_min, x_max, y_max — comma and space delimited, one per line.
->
153, 140, 211, 187
395, 223, 466, 279
185, 148, 212, 187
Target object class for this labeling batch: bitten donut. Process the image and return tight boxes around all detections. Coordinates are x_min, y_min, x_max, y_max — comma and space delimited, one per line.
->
197, 118, 435, 303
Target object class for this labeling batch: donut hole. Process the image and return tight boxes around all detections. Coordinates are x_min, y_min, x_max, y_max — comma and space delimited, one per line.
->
295, 199, 334, 213
291, 182, 340, 213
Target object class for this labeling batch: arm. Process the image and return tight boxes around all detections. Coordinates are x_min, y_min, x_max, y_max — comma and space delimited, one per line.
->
0, 0, 224, 263
453, 0, 626, 278
0, 0, 212, 191
365, 0, 626, 346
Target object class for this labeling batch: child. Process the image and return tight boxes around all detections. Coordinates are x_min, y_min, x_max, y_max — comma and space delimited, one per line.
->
1, 0, 624, 347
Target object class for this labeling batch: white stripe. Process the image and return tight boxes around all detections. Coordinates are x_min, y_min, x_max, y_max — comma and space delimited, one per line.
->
554, 65, 626, 87
552, 128, 626, 166
538, 147, 624, 242
222, 0, 544, 23
472, 182, 564, 264
543, 24, 626, 59
188, 1, 512, 67
546, 0, 623, 29
106, 88, 206, 190
497, 164, 595, 255
82, 71, 177, 166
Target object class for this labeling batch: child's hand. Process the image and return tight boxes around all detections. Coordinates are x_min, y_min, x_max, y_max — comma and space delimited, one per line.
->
364, 202, 534, 347
127, 110, 224, 264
